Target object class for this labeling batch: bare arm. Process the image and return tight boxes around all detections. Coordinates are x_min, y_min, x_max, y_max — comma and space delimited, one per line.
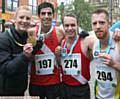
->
56, 27, 65, 45
81, 35, 97, 60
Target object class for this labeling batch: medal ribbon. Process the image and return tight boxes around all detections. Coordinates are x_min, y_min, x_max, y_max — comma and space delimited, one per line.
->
62, 34, 78, 57
37, 23, 53, 41
98, 33, 112, 54
8, 29, 25, 47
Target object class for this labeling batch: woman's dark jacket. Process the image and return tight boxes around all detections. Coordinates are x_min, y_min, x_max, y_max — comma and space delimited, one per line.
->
0, 25, 30, 96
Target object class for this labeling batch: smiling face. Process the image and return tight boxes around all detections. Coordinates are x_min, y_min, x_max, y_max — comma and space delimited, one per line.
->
38, 7, 53, 28
91, 13, 110, 39
63, 16, 78, 38
14, 8, 32, 33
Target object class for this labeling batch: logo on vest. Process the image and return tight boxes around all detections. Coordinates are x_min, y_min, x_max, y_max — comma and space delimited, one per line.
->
94, 51, 99, 57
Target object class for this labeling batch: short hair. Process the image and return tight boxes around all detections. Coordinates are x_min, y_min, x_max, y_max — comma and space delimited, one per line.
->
92, 9, 109, 21
38, 2, 54, 15
14, 5, 32, 19
63, 12, 78, 24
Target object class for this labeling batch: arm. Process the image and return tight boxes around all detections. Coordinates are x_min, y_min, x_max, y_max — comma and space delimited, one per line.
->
56, 27, 65, 45
81, 35, 96, 60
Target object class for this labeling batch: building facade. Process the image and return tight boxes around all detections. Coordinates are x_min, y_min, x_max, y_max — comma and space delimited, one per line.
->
0, 0, 58, 24
85, 0, 120, 23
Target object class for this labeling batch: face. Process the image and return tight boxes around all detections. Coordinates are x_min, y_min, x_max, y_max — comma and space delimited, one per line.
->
38, 7, 53, 27
63, 16, 78, 38
91, 13, 110, 39
14, 9, 32, 33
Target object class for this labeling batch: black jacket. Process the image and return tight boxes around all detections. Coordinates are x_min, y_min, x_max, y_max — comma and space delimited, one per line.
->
0, 25, 30, 96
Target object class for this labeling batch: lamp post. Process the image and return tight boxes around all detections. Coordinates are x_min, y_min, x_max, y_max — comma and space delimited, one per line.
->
109, 0, 112, 23
60, 0, 65, 21
2, 0, 5, 32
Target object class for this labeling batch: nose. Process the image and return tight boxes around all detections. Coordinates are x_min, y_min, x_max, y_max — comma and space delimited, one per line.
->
68, 25, 72, 30
96, 22, 101, 29
23, 18, 27, 22
44, 13, 49, 18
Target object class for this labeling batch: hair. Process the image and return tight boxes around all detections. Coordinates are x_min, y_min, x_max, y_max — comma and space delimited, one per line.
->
14, 5, 32, 19
92, 9, 109, 21
63, 12, 78, 24
38, 2, 54, 16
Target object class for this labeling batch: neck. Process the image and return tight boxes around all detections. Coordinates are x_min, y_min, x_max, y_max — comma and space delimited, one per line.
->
41, 25, 51, 34
67, 36, 76, 44
100, 34, 110, 49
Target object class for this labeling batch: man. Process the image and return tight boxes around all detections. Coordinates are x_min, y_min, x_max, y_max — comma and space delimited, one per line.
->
55, 13, 95, 99
29, 2, 64, 99
0, 6, 33, 96
91, 9, 120, 99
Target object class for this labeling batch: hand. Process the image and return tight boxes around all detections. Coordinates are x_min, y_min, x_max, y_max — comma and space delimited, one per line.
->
32, 40, 43, 55
23, 43, 33, 58
55, 46, 62, 57
112, 28, 120, 42
79, 30, 89, 38
99, 53, 114, 66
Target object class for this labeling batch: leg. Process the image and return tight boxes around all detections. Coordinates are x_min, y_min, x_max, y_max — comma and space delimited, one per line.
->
45, 84, 61, 99
29, 84, 45, 99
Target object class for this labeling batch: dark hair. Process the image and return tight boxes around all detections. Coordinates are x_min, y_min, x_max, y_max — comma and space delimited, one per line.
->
63, 12, 79, 24
92, 9, 109, 21
38, 2, 54, 16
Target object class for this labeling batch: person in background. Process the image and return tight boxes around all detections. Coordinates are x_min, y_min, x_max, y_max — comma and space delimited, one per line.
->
0, 6, 34, 96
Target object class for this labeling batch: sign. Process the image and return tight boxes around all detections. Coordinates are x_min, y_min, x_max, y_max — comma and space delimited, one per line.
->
2, 13, 10, 20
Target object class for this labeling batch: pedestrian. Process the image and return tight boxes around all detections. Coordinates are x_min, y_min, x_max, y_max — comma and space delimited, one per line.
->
91, 9, 120, 99
29, 2, 64, 99
0, 6, 34, 96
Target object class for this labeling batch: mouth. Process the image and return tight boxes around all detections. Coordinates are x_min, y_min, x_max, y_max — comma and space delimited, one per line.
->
95, 30, 103, 34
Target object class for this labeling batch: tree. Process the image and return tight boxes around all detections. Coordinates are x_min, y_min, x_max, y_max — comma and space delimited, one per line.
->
64, 0, 96, 31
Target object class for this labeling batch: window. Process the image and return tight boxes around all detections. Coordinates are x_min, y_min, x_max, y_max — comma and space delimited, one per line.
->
28, 0, 37, 15
7, 0, 19, 11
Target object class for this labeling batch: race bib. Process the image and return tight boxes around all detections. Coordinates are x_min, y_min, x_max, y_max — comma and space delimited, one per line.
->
95, 58, 117, 85
35, 54, 55, 75
61, 54, 81, 75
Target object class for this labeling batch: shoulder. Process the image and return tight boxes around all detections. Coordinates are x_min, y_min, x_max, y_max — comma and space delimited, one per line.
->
0, 31, 9, 40
55, 26, 65, 44
81, 35, 97, 51
0, 31, 11, 47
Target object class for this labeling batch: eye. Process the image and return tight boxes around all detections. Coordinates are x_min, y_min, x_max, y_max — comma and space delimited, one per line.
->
20, 16, 24, 19
92, 22, 97, 25
26, 17, 31, 20
64, 24, 69, 27
71, 24, 75, 27
41, 12, 46, 16
99, 21, 105, 25
48, 12, 52, 16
